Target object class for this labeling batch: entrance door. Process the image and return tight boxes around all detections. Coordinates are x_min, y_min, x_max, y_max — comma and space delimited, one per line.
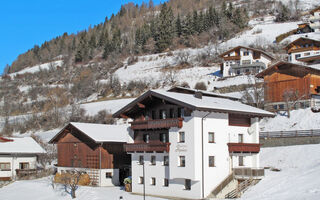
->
119, 166, 131, 186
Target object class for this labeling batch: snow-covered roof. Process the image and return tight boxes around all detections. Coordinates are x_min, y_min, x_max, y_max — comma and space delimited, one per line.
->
113, 90, 274, 118
0, 137, 46, 154
49, 122, 130, 144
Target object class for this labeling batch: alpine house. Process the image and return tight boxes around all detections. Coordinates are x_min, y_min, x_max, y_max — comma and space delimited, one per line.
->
113, 87, 274, 199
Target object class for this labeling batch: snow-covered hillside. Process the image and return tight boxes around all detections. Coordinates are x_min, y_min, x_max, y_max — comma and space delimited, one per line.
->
9, 60, 63, 77
260, 108, 320, 131
241, 144, 320, 200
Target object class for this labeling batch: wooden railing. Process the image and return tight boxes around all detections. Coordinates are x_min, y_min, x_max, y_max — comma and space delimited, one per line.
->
227, 143, 261, 153
260, 129, 320, 139
124, 142, 171, 152
130, 118, 183, 130
211, 173, 234, 197
233, 168, 264, 179
16, 169, 43, 177
223, 55, 241, 61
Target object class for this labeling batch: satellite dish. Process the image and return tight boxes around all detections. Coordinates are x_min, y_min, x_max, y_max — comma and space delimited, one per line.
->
247, 126, 255, 135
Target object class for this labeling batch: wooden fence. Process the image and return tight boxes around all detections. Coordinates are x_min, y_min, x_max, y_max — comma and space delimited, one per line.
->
260, 129, 320, 138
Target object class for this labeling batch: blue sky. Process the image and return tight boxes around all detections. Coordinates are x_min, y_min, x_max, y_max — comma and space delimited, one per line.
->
0, 0, 165, 74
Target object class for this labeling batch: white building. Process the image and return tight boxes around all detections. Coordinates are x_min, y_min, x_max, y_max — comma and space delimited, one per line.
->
49, 122, 133, 187
285, 37, 320, 66
219, 46, 275, 77
310, 6, 320, 32
113, 88, 274, 199
0, 137, 46, 181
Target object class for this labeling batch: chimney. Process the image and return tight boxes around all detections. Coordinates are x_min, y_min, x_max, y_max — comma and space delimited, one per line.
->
194, 91, 202, 99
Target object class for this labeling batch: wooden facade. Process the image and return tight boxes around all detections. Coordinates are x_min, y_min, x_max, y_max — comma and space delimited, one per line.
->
52, 124, 130, 169
257, 62, 320, 103
285, 37, 320, 54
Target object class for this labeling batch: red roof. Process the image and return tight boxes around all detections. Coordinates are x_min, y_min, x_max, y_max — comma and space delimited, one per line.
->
0, 137, 14, 142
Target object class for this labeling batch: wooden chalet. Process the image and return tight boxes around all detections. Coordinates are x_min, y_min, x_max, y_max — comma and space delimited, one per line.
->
285, 37, 320, 65
49, 122, 132, 186
256, 61, 320, 111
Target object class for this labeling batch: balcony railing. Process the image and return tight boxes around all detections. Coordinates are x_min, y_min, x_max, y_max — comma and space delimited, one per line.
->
223, 55, 241, 61
233, 167, 264, 179
124, 142, 171, 152
130, 118, 183, 130
231, 62, 266, 69
227, 143, 261, 153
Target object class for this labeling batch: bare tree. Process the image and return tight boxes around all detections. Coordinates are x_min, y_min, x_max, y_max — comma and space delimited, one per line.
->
61, 170, 84, 199
282, 88, 306, 118
241, 76, 264, 108
175, 51, 190, 65
162, 67, 178, 86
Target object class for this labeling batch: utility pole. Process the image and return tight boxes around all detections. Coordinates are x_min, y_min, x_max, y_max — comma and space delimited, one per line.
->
143, 161, 145, 200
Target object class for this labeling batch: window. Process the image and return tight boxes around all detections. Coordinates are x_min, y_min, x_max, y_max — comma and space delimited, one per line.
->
178, 132, 185, 143
19, 162, 29, 170
143, 134, 150, 143
169, 108, 175, 118
238, 134, 244, 143
0, 163, 10, 171
139, 176, 144, 184
242, 60, 251, 64
243, 51, 250, 56
279, 104, 285, 110
178, 107, 184, 118
295, 54, 301, 59
106, 172, 112, 178
164, 178, 169, 187
208, 132, 215, 143
179, 156, 185, 167
139, 156, 144, 165
236, 69, 241, 75
151, 177, 156, 185
160, 133, 168, 143
273, 105, 278, 110
209, 156, 215, 167
304, 52, 310, 56
159, 110, 167, 119
163, 156, 169, 166
185, 179, 191, 190
239, 156, 244, 166
151, 156, 156, 165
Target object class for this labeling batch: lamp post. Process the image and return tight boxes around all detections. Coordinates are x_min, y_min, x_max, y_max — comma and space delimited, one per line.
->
142, 160, 145, 200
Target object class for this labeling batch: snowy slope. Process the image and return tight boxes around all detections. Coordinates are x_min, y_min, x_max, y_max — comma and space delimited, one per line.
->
241, 144, 320, 200
9, 60, 63, 77
80, 98, 135, 116
260, 108, 320, 131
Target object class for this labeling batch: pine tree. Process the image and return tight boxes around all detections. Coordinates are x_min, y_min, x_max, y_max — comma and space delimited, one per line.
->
176, 14, 182, 37
154, 3, 174, 52
192, 10, 199, 34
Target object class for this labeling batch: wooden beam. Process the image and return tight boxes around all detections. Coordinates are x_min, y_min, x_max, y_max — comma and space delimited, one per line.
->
137, 102, 145, 108
120, 114, 129, 119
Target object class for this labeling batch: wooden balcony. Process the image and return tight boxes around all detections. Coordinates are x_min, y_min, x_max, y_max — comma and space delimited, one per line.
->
233, 167, 264, 179
124, 142, 171, 153
130, 118, 183, 130
288, 46, 320, 53
227, 143, 260, 153
223, 55, 241, 61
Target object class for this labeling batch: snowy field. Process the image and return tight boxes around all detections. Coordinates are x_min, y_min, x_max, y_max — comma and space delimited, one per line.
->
241, 144, 320, 200
81, 98, 135, 116
260, 108, 320, 131
1, 144, 320, 200
9, 60, 63, 77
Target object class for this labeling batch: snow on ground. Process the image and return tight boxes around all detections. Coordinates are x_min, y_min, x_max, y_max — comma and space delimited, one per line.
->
81, 98, 135, 116
221, 21, 300, 48
279, 0, 320, 10
9, 60, 63, 77
241, 144, 320, 200
260, 108, 320, 131
0, 177, 166, 200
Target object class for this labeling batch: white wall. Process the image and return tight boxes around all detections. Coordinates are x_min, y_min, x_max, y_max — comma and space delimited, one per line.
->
0, 155, 37, 179
56, 166, 120, 187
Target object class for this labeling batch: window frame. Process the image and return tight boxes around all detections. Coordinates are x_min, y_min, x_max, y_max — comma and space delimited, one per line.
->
164, 178, 169, 187
151, 177, 156, 186
163, 156, 169, 166
150, 155, 156, 166
179, 156, 186, 167
238, 134, 244, 143
106, 172, 112, 178
139, 155, 144, 165
185, 179, 191, 190
0, 162, 11, 171
209, 156, 215, 167
208, 132, 215, 143
178, 132, 185, 143
139, 176, 144, 184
